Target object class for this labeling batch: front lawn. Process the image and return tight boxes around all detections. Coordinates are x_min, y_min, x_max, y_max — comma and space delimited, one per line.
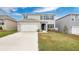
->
39, 31, 79, 51
0, 30, 17, 37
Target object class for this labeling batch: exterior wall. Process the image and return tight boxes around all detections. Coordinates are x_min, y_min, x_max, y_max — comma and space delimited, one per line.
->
26, 14, 40, 20
18, 14, 55, 32
25, 14, 54, 20
0, 15, 17, 30
4, 19, 17, 30
41, 20, 55, 27
0, 19, 4, 30
56, 14, 79, 34
24, 14, 55, 29
70, 15, 79, 26
56, 15, 72, 33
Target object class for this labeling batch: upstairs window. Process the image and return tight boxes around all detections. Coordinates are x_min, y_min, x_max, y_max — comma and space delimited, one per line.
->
23, 14, 28, 19
40, 16, 43, 20
72, 16, 75, 22
51, 16, 54, 20
44, 16, 49, 20
40, 15, 54, 20
72, 18, 75, 22
72, 18, 74, 21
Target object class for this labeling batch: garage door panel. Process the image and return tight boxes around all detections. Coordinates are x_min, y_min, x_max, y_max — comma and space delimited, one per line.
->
72, 26, 79, 35
20, 24, 38, 31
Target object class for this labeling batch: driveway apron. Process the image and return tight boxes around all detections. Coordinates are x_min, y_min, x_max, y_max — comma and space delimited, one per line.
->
0, 32, 38, 51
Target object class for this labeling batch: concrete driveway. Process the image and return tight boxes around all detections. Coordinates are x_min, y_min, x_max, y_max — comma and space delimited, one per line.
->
0, 32, 38, 51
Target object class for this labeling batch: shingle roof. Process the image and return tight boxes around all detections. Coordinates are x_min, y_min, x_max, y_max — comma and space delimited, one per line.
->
0, 15, 16, 22
22, 13, 55, 16
18, 19, 48, 23
56, 14, 79, 21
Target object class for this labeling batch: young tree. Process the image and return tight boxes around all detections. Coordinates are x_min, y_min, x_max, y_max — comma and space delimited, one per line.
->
63, 25, 68, 34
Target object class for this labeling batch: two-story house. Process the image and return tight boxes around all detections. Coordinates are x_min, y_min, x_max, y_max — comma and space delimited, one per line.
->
0, 15, 17, 31
56, 14, 79, 35
17, 14, 55, 32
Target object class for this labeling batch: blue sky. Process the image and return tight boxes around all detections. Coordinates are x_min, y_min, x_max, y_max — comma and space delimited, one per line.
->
0, 7, 79, 20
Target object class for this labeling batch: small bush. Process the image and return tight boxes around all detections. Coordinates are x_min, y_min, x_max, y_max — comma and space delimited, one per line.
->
0, 26, 2, 30
48, 28, 58, 32
63, 25, 68, 34
37, 29, 40, 32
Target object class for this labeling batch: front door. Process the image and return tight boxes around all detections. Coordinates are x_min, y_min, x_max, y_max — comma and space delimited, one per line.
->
41, 24, 46, 30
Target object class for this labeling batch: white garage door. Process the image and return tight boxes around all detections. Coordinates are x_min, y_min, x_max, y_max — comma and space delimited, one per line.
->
20, 24, 38, 31
72, 26, 79, 35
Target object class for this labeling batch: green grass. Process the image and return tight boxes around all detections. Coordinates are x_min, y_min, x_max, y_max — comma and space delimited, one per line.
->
39, 31, 79, 51
0, 30, 17, 37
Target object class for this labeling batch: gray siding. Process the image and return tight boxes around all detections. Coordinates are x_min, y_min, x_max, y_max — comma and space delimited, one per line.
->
56, 15, 71, 33
56, 14, 79, 33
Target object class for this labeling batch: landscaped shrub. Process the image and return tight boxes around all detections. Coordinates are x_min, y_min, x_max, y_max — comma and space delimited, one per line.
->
48, 28, 58, 32
63, 25, 68, 34
37, 29, 40, 32
0, 26, 2, 30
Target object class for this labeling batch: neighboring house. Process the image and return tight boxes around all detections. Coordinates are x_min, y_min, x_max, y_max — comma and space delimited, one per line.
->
56, 14, 79, 35
0, 15, 17, 31
17, 14, 55, 32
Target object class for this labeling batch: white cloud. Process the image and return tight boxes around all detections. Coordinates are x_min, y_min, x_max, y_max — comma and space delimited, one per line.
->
0, 7, 17, 14
33, 7, 58, 13
10, 13, 22, 16
0, 7, 22, 15
0, 7, 22, 20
